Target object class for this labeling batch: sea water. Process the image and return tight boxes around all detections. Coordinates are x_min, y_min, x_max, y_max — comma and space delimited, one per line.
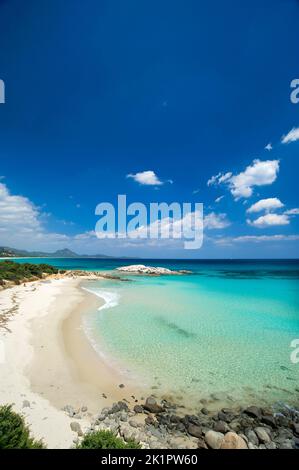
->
13, 258, 299, 407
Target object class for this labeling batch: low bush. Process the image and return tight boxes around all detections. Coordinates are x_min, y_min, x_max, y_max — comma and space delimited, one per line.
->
0, 405, 44, 449
76, 430, 140, 449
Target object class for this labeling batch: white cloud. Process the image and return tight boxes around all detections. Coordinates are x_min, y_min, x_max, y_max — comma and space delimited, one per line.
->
247, 213, 289, 228
284, 208, 299, 215
216, 234, 299, 245
265, 143, 272, 151
207, 172, 232, 187
204, 212, 230, 230
207, 160, 279, 200
229, 160, 280, 199
281, 127, 299, 144
127, 170, 163, 186
247, 197, 284, 213
0, 182, 41, 230
215, 195, 224, 203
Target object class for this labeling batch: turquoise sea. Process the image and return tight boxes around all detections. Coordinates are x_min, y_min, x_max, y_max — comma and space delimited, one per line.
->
13, 258, 299, 408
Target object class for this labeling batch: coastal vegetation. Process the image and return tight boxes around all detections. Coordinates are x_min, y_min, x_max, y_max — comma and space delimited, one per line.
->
76, 430, 140, 449
0, 405, 44, 449
0, 260, 58, 285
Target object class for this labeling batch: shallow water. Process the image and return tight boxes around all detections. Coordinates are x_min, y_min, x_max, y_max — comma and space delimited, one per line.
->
78, 261, 299, 408
12, 258, 299, 408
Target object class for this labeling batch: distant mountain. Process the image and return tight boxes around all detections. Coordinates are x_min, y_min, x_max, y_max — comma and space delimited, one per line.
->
0, 246, 115, 259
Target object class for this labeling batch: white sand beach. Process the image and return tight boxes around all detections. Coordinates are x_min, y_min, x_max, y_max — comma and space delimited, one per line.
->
0, 277, 139, 449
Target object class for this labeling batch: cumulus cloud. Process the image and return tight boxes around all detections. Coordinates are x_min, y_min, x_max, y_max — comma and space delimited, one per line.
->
281, 127, 299, 144
247, 197, 284, 214
215, 195, 224, 203
127, 170, 163, 186
207, 160, 279, 200
247, 213, 289, 228
204, 212, 230, 230
265, 143, 272, 151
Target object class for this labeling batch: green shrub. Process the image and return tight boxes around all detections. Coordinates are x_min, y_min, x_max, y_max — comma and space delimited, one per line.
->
0, 261, 58, 284
76, 430, 140, 449
0, 405, 44, 449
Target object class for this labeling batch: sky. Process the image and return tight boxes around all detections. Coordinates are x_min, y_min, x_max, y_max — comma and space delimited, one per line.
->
0, 0, 298, 258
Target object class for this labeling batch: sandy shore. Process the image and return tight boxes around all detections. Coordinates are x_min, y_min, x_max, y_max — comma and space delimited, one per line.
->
0, 277, 141, 448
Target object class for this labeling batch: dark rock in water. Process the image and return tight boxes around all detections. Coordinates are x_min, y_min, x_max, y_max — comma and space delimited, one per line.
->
218, 410, 234, 423
187, 423, 202, 438
261, 415, 276, 428
276, 414, 290, 427
201, 407, 209, 415
144, 397, 164, 414
119, 384, 125, 388
213, 420, 229, 434
133, 405, 144, 413
244, 406, 262, 420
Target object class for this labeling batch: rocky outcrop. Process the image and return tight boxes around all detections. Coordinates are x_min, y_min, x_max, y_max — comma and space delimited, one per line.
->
116, 265, 191, 275
64, 397, 299, 450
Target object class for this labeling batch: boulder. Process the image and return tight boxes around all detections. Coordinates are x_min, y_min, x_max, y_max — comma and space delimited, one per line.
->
187, 424, 202, 438
204, 430, 224, 449
220, 432, 248, 449
244, 406, 262, 420
144, 397, 164, 414
213, 421, 230, 433
134, 405, 144, 413
255, 426, 271, 444
70, 421, 83, 436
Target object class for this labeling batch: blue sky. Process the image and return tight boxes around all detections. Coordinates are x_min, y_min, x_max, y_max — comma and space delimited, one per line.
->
0, 0, 298, 258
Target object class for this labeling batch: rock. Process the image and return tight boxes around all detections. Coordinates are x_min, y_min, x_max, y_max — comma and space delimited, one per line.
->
144, 397, 164, 414
134, 405, 144, 413
116, 265, 190, 275
81, 406, 88, 413
213, 421, 229, 433
261, 415, 276, 428
187, 424, 202, 438
244, 406, 262, 420
197, 437, 208, 449
22, 400, 30, 408
145, 415, 155, 426
255, 427, 271, 444
246, 429, 259, 446
201, 408, 209, 415
70, 422, 83, 436
205, 430, 224, 449
63, 405, 75, 417
291, 422, 299, 436
220, 432, 248, 449
119, 384, 125, 388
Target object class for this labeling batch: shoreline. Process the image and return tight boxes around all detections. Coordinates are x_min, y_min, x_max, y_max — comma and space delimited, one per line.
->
0, 277, 144, 448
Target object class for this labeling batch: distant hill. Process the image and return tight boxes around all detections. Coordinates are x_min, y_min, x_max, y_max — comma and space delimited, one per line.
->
0, 246, 115, 259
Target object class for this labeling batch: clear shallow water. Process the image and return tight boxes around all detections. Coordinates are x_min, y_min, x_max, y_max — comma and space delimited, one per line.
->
12, 258, 299, 407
